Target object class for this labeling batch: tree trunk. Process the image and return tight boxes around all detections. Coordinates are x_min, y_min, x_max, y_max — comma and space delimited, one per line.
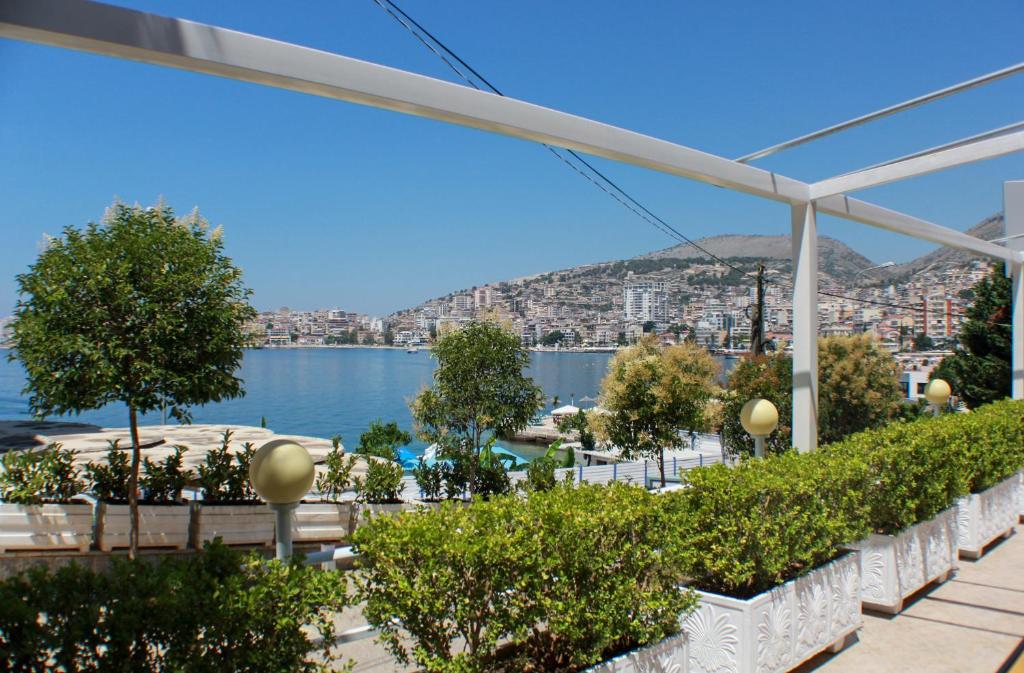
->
658, 446, 666, 488
127, 405, 142, 560
468, 426, 480, 497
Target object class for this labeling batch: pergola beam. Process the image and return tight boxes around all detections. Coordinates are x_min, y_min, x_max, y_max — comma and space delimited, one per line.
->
810, 130, 1024, 200
0, 0, 1018, 267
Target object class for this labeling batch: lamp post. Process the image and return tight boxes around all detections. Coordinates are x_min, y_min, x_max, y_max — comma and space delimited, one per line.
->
923, 378, 951, 416
249, 439, 315, 560
740, 398, 779, 458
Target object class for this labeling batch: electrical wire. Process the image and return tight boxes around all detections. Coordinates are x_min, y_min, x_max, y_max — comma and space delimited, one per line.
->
370, 0, 757, 278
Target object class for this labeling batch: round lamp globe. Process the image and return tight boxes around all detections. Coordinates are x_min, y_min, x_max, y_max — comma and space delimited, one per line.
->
740, 398, 779, 437
923, 379, 952, 407
249, 439, 315, 505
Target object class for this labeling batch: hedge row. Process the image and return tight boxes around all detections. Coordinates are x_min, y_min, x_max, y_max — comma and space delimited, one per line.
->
355, 400, 1024, 671
353, 482, 695, 673
823, 397, 1024, 535
0, 542, 349, 673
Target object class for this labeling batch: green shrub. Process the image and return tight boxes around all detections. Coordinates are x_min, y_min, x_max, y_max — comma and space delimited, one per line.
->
196, 430, 259, 504
956, 399, 1024, 492
669, 450, 870, 598
354, 483, 694, 673
356, 420, 412, 462
412, 458, 444, 501
0, 444, 83, 504
354, 459, 404, 504
315, 436, 357, 502
520, 440, 561, 493
0, 541, 350, 672
142, 446, 192, 503
84, 440, 132, 502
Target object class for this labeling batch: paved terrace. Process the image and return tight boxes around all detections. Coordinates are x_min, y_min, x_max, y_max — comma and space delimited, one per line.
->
795, 522, 1024, 673
331, 523, 1024, 672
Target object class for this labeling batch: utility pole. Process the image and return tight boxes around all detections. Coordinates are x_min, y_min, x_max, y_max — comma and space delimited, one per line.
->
750, 262, 766, 355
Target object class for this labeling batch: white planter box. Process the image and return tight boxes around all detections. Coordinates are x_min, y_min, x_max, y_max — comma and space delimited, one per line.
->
683, 552, 861, 673
95, 502, 190, 551
191, 503, 275, 547
586, 631, 689, 673
292, 502, 355, 543
956, 473, 1018, 559
1017, 470, 1024, 523
848, 506, 957, 614
0, 502, 93, 553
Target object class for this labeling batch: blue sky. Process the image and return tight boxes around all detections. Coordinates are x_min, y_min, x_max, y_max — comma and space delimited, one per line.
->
1, 0, 1021, 315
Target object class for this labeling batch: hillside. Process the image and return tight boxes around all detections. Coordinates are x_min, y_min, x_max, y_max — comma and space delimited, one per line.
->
881, 214, 1005, 279
637, 234, 877, 280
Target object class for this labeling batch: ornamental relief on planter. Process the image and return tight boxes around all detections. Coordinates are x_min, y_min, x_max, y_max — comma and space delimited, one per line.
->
896, 531, 924, 596
687, 606, 739, 673
755, 597, 792, 673
796, 582, 828, 653
831, 559, 861, 631
861, 550, 888, 603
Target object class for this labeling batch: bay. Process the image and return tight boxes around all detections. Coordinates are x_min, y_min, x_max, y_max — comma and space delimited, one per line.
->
0, 348, 735, 463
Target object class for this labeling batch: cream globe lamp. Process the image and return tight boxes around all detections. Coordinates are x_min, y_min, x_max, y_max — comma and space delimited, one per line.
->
740, 398, 779, 459
250, 439, 315, 559
923, 378, 951, 417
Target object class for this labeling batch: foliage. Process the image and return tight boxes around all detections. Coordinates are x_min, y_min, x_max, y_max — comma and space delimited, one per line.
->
912, 333, 935, 351
353, 483, 695, 673
412, 458, 444, 501
521, 440, 562, 493
0, 445, 83, 505
354, 459, 405, 504
475, 439, 515, 498
196, 430, 259, 504
9, 201, 255, 556
721, 336, 902, 455
356, 420, 412, 461
598, 337, 718, 485
142, 446, 192, 504
721, 354, 793, 456
669, 450, 871, 597
412, 321, 543, 495
315, 436, 357, 502
817, 334, 903, 445
954, 399, 1024, 493
0, 541, 350, 673
556, 410, 595, 450
933, 263, 1011, 408
541, 330, 565, 346
85, 441, 132, 502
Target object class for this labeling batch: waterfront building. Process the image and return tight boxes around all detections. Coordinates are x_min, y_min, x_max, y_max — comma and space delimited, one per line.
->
623, 281, 668, 324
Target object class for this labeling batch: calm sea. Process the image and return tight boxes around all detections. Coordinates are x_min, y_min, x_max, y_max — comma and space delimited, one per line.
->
0, 348, 735, 462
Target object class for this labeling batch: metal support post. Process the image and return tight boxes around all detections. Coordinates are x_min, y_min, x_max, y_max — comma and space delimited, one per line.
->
270, 502, 297, 560
1006, 182, 1024, 399
753, 435, 766, 458
791, 202, 819, 452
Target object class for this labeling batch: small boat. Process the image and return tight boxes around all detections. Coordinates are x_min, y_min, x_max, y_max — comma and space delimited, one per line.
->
406, 346, 419, 353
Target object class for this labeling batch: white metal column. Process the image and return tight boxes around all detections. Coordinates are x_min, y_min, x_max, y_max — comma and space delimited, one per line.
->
1006, 181, 1024, 399
791, 202, 819, 451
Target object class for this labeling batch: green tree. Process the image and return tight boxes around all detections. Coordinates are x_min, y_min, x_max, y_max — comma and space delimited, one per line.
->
912, 332, 935, 351
721, 335, 903, 455
10, 202, 254, 557
412, 321, 543, 495
356, 420, 412, 461
596, 337, 718, 486
541, 330, 565, 346
720, 354, 793, 456
384, 326, 395, 346
933, 263, 1011, 408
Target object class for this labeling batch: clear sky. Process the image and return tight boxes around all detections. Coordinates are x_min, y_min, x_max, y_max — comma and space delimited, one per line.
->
1, 0, 1021, 315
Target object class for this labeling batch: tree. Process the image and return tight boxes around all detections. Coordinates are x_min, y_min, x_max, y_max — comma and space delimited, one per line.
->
912, 332, 935, 351
642, 320, 657, 334
10, 202, 255, 558
411, 321, 543, 495
384, 326, 395, 346
720, 334, 903, 455
356, 420, 412, 461
933, 263, 1011, 408
541, 330, 565, 346
720, 354, 793, 456
597, 337, 718, 486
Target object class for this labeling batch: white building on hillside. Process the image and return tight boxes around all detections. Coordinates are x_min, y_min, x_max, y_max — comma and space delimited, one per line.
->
623, 281, 668, 324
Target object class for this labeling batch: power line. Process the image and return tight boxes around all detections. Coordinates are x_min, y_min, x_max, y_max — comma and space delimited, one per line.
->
370, 0, 757, 279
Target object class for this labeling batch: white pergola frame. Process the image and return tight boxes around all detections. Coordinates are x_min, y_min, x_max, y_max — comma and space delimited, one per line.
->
2, 0, 1022, 450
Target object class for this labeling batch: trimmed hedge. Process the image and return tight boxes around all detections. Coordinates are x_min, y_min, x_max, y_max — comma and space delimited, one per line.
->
0, 542, 349, 673
353, 482, 695, 673
667, 449, 871, 598
823, 398, 1024, 535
